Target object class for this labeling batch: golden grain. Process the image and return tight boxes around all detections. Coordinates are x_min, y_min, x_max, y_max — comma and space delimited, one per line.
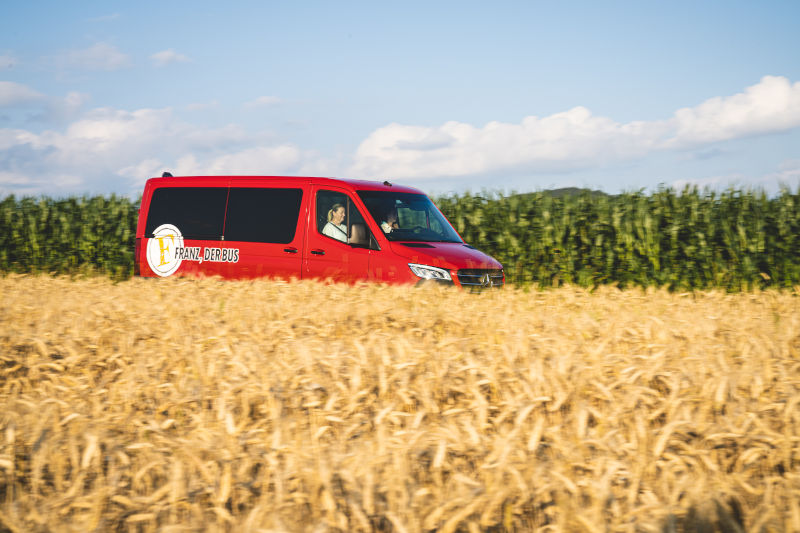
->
0, 275, 798, 532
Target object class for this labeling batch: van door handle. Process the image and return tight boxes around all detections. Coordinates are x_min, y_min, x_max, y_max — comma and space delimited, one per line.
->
310, 249, 325, 256
283, 247, 298, 254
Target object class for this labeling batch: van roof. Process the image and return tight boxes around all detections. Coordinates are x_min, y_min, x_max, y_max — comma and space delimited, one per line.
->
148, 175, 425, 194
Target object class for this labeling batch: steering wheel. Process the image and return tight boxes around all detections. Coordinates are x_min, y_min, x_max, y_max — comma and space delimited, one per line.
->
411, 226, 426, 234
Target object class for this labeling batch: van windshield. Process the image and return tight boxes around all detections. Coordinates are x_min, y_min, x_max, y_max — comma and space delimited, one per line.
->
357, 191, 462, 243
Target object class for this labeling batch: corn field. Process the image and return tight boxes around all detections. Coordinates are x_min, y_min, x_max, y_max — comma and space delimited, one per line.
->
0, 195, 138, 280
435, 187, 800, 290
0, 276, 798, 532
2, 187, 800, 290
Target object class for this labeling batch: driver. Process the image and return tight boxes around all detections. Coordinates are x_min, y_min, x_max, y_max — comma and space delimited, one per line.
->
322, 203, 348, 242
380, 205, 399, 234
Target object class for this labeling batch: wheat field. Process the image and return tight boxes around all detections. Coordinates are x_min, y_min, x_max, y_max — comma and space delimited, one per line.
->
0, 276, 798, 532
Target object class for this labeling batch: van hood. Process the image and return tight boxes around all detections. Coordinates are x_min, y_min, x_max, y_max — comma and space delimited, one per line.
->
388, 242, 502, 271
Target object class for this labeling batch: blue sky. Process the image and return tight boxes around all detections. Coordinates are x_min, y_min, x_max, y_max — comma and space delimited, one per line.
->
1, 1, 799, 197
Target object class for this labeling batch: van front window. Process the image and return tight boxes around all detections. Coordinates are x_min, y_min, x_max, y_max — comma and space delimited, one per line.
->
357, 191, 462, 243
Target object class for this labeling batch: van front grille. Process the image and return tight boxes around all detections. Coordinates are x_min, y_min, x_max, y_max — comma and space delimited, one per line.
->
457, 269, 504, 289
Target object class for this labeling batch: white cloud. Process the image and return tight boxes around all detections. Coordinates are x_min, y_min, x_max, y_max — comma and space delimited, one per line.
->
0, 129, 30, 150
46, 107, 246, 167
350, 107, 669, 179
0, 171, 32, 186
350, 76, 800, 180
55, 43, 130, 71
0, 83, 88, 123
206, 145, 300, 174
668, 76, 800, 147
116, 145, 306, 191
39, 91, 90, 122
150, 49, 191, 67
0, 168, 85, 197
0, 104, 303, 194
170, 145, 301, 176
0, 81, 44, 107
2, 76, 799, 196
116, 158, 164, 187
244, 96, 283, 108
296, 153, 350, 177
62, 91, 90, 110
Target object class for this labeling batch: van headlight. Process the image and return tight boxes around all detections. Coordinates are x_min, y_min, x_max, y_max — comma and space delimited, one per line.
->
408, 263, 452, 281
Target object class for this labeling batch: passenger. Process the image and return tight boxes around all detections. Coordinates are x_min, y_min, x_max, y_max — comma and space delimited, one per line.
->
380, 205, 399, 234
322, 203, 348, 242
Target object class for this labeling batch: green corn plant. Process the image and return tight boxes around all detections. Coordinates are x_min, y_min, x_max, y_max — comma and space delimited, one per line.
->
0, 195, 139, 279
434, 186, 800, 291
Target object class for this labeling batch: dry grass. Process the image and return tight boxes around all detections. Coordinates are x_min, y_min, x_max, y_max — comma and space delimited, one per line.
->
0, 275, 798, 532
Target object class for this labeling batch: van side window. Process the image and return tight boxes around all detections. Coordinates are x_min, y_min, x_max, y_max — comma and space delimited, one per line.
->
225, 188, 303, 243
145, 187, 227, 240
316, 190, 372, 246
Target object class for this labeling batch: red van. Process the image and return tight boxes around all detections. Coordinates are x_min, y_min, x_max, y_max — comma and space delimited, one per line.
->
134, 175, 504, 289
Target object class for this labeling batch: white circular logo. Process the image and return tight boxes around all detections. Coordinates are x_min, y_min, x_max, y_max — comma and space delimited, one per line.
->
146, 224, 184, 277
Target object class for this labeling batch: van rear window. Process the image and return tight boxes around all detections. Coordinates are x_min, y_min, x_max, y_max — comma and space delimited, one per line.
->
224, 188, 303, 243
145, 187, 228, 240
